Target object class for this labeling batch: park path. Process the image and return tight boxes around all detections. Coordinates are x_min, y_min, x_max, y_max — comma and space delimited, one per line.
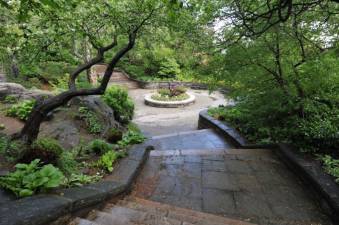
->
71, 72, 331, 225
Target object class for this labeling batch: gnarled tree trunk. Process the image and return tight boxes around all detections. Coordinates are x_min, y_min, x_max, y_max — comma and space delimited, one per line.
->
18, 32, 137, 144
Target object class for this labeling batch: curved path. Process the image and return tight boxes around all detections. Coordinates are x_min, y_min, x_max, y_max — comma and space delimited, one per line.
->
129, 89, 228, 137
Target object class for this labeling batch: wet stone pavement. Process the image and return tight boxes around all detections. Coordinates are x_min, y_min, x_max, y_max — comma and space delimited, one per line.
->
132, 129, 331, 225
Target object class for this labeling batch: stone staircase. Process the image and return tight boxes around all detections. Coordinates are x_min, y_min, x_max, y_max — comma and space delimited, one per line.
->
72, 197, 254, 225
109, 71, 139, 89
69, 129, 331, 225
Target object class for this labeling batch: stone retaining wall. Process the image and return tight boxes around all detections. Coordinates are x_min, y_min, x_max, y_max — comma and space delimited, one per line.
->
0, 144, 152, 225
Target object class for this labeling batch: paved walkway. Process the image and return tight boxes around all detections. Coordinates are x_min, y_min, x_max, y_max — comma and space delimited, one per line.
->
131, 129, 331, 225
128, 89, 228, 137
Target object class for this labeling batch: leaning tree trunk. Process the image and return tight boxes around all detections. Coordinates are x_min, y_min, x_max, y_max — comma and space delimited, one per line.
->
17, 32, 137, 144
17, 7, 155, 144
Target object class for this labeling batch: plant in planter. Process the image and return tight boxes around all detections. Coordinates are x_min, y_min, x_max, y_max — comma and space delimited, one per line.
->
152, 85, 190, 101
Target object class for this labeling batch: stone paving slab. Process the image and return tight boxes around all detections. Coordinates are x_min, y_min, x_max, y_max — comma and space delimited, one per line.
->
147, 129, 234, 151
133, 147, 332, 225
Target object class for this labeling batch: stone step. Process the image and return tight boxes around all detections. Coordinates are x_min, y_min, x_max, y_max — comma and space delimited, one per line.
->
148, 129, 234, 151
72, 218, 100, 225
118, 197, 256, 225
94, 211, 137, 225
150, 129, 215, 140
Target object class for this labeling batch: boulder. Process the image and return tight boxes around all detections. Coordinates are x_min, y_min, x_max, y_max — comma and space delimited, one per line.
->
0, 83, 26, 98
39, 120, 80, 150
72, 96, 123, 135
0, 82, 53, 100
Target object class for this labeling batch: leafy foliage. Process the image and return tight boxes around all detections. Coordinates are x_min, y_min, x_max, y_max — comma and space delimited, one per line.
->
78, 107, 103, 134
102, 86, 134, 124
0, 135, 27, 162
158, 57, 181, 78
0, 159, 64, 197
95, 150, 127, 172
87, 139, 115, 155
64, 173, 101, 187
20, 138, 64, 165
320, 155, 339, 183
3, 95, 18, 104
153, 86, 189, 101
6, 100, 36, 121
117, 130, 146, 147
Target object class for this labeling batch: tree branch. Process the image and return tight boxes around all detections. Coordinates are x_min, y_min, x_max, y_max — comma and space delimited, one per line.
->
68, 36, 117, 90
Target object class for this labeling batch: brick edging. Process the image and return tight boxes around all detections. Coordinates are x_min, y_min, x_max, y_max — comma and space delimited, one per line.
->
0, 144, 151, 225
198, 109, 339, 223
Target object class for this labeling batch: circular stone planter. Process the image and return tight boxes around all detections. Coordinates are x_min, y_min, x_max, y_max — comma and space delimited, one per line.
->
144, 92, 196, 108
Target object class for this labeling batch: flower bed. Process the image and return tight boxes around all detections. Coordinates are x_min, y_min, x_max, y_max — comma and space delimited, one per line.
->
144, 86, 195, 108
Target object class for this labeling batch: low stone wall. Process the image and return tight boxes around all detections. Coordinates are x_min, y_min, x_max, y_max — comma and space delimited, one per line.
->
198, 109, 339, 223
137, 80, 208, 90
0, 144, 152, 225
198, 109, 248, 148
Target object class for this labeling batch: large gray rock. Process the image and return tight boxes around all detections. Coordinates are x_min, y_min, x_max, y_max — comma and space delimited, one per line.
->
0, 82, 26, 97
0, 82, 52, 100
73, 95, 123, 134
39, 120, 80, 149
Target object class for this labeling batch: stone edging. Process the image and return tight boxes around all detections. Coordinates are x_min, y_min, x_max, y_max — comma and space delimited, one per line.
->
144, 92, 195, 108
276, 144, 339, 223
198, 109, 248, 148
198, 109, 339, 223
0, 144, 151, 225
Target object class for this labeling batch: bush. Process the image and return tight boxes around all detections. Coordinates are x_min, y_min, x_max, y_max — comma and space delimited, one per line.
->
6, 100, 36, 121
78, 107, 103, 134
158, 88, 171, 96
105, 128, 123, 143
21, 138, 63, 165
64, 173, 101, 187
0, 135, 27, 162
158, 57, 181, 79
95, 150, 127, 172
175, 86, 187, 94
320, 155, 339, 183
57, 151, 79, 176
3, 95, 18, 104
0, 159, 64, 197
102, 86, 134, 124
118, 130, 145, 147
87, 139, 115, 155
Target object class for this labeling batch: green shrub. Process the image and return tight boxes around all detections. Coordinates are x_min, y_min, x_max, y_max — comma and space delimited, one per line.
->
78, 107, 103, 134
158, 57, 181, 79
20, 138, 63, 165
105, 128, 123, 143
6, 100, 36, 121
102, 86, 134, 124
0, 159, 64, 197
0, 124, 5, 130
3, 95, 18, 104
87, 139, 115, 155
95, 150, 127, 172
0, 135, 27, 162
175, 86, 187, 94
64, 173, 101, 187
320, 155, 339, 183
158, 88, 171, 96
57, 151, 79, 176
118, 130, 145, 147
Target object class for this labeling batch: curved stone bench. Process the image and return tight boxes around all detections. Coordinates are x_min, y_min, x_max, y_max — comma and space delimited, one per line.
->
144, 93, 195, 108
